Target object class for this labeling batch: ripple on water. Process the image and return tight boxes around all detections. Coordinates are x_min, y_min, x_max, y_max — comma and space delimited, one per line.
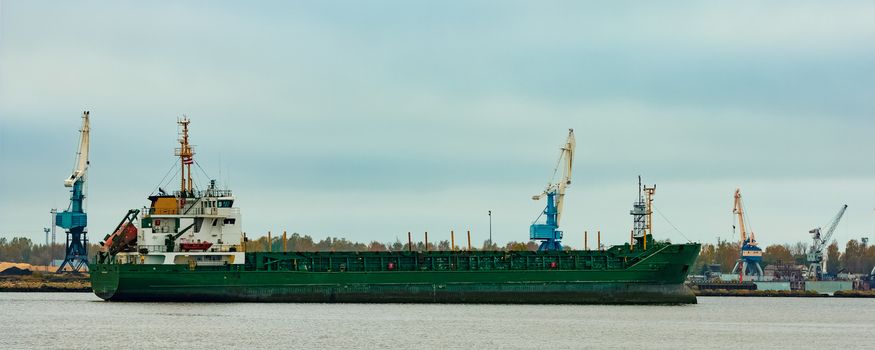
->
0, 293, 873, 349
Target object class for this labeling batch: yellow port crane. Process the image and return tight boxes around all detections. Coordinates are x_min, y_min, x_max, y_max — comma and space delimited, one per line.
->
730, 189, 763, 281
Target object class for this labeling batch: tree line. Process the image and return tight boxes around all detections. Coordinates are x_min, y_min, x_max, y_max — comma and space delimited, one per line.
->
692, 238, 875, 275
242, 232, 540, 253
0, 233, 540, 265
0, 237, 102, 266
4, 234, 874, 276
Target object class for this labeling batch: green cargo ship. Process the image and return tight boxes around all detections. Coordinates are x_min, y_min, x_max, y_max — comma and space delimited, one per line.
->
92, 242, 699, 303
90, 120, 700, 304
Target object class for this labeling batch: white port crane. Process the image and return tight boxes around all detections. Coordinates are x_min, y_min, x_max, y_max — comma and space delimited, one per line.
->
529, 129, 575, 251
806, 204, 847, 280
55, 111, 91, 272
64, 113, 90, 187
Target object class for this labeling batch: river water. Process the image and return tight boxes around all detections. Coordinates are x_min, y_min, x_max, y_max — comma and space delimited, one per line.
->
0, 293, 872, 349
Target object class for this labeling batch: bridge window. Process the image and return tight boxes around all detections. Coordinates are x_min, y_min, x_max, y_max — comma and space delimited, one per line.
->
218, 200, 233, 208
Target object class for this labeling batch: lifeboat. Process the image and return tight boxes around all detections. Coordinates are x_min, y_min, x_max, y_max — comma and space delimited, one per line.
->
179, 242, 213, 252
103, 223, 138, 252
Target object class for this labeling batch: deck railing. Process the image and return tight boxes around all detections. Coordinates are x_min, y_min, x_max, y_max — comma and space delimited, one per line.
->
143, 206, 238, 217
173, 189, 233, 198
136, 244, 242, 254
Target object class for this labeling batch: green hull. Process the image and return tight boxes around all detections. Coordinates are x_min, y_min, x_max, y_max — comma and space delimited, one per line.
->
91, 242, 700, 304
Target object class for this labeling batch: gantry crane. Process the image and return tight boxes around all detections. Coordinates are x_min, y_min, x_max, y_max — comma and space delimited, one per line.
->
530, 129, 575, 251
731, 189, 763, 281
55, 111, 91, 272
806, 204, 848, 280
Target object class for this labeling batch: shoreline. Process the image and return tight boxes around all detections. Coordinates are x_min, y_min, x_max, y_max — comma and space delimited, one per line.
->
2, 275, 873, 297
694, 289, 875, 298
0, 287, 92, 292
0, 273, 91, 293
3, 290, 873, 297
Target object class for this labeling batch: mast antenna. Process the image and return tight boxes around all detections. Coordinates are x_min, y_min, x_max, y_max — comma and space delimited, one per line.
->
175, 116, 195, 195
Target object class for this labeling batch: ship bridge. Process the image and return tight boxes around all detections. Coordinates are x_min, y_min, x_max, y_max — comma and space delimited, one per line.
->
97, 117, 244, 265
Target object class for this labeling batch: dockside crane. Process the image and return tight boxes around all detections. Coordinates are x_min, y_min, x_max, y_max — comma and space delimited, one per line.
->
731, 189, 763, 281
55, 111, 90, 272
806, 204, 848, 280
530, 129, 575, 251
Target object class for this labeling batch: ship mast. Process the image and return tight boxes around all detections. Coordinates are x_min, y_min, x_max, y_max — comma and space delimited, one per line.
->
644, 182, 655, 240
631, 176, 656, 250
176, 117, 195, 195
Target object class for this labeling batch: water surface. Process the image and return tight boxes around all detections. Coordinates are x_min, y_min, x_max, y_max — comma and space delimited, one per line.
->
1, 293, 872, 349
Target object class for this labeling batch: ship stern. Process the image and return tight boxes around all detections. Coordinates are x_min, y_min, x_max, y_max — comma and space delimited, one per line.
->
89, 264, 119, 301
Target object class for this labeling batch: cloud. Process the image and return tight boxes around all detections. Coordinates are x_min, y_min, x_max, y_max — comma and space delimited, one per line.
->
1, 1, 873, 245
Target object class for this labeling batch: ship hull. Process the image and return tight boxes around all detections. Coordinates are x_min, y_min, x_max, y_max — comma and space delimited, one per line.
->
91, 243, 700, 304
94, 273, 695, 304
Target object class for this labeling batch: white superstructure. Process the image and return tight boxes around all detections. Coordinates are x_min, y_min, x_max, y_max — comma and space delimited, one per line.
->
100, 117, 246, 265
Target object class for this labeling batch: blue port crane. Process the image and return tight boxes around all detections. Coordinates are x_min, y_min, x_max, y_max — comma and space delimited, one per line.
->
55, 111, 90, 273
529, 129, 575, 251
730, 188, 763, 281
806, 204, 847, 280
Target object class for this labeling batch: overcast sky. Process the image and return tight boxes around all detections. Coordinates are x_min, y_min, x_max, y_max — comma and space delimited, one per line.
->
1, 1, 873, 249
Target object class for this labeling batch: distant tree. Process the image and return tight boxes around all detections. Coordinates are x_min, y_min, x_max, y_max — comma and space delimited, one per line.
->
789, 242, 809, 265
389, 239, 404, 252
863, 244, 875, 275
0, 237, 6, 261
269, 236, 282, 252
692, 243, 716, 274
437, 240, 451, 251
481, 240, 499, 251
286, 233, 315, 252
314, 237, 334, 251
841, 239, 864, 273
505, 241, 528, 251
367, 241, 387, 252
715, 240, 740, 273
826, 241, 841, 275
7, 237, 33, 263
243, 236, 266, 252
763, 244, 794, 266
408, 241, 435, 251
